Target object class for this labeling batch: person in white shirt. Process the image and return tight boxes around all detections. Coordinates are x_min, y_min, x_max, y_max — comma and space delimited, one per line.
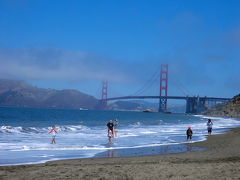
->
207, 119, 213, 135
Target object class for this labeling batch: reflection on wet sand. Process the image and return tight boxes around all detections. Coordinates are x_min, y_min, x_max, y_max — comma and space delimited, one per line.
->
96, 144, 203, 158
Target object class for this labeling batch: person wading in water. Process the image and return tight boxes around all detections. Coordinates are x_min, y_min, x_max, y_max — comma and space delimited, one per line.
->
186, 127, 193, 141
107, 120, 114, 143
48, 126, 58, 144
207, 119, 213, 135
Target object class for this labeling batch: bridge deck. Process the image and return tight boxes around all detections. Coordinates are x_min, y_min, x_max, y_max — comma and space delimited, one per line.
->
106, 96, 230, 101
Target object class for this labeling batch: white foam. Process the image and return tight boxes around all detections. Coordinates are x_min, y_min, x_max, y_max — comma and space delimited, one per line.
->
130, 122, 142, 127
119, 134, 138, 137
141, 131, 157, 134
12, 141, 199, 151
31, 154, 55, 158
0, 124, 90, 135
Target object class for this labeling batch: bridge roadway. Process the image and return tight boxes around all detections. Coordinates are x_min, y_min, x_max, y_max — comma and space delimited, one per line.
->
106, 95, 231, 101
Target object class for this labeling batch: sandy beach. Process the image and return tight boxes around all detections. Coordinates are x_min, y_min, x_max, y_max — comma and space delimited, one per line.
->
0, 128, 240, 180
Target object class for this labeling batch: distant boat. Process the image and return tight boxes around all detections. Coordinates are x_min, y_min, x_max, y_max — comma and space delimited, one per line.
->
79, 108, 88, 110
143, 109, 154, 112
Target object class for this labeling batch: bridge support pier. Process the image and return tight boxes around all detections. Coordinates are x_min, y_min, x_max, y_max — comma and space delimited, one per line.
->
186, 97, 208, 114
159, 98, 167, 112
197, 97, 207, 113
99, 80, 108, 110
158, 64, 168, 112
186, 97, 197, 114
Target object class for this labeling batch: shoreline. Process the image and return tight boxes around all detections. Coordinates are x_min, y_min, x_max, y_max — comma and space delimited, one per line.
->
0, 140, 206, 167
93, 143, 205, 159
1, 127, 240, 179
201, 113, 240, 119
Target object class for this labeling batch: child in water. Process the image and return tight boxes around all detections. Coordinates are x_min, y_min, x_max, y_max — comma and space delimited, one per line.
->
186, 127, 193, 140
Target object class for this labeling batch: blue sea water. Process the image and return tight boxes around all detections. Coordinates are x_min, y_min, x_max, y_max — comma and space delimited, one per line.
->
0, 107, 240, 166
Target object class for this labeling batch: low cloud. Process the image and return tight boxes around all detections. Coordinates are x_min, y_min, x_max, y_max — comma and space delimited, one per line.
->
0, 47, 132, 82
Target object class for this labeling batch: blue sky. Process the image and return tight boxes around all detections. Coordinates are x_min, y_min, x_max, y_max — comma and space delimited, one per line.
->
0, 0, 239, 100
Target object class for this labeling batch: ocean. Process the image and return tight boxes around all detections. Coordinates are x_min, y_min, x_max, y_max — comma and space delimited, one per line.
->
0, 107, 240, 166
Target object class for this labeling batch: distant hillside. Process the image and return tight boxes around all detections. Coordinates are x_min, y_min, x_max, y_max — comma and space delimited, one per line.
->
0, 79, 98, 109
108, 101, 142, 111
107, 100, 186, 112
203, 94, 240, 118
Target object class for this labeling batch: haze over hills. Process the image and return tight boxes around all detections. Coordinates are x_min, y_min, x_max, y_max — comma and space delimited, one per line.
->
1, 79, 238, 115
0, 79, 188, 112
108, 100, 186, 112
0, 79, 99, 109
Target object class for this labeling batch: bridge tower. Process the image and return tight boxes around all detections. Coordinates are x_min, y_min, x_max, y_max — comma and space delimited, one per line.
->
159, 64, 168, 112
100, 80, 108, 110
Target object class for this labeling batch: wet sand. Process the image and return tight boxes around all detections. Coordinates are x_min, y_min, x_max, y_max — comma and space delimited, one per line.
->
0, 128, 240, 180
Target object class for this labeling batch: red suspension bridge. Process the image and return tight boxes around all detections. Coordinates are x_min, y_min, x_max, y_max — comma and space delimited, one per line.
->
99, 64, 230, 114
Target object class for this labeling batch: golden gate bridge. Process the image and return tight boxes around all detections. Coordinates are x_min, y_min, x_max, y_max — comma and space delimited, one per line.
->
98, 64, 230, 114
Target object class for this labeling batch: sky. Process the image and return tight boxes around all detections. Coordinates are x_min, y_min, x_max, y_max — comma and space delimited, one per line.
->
0, 0, 239, 101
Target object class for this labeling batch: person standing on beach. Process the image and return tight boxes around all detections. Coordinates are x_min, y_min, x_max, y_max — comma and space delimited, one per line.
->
48, 126, 58, 144
107, 120, 114, 137
207, 119, 213, 135
186, 127, 193, 140
114, 119, 119, 137
107, 120, 114, 144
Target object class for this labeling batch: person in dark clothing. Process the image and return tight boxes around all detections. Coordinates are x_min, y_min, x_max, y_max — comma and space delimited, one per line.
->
107, 120, 114, 137
186, 127, 193, 140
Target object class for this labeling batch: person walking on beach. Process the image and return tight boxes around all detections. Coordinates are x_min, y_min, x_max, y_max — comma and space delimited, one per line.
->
186, 127, 193, 140
114, 119, 119, 137
207, 119, 213, 135
48, 126, 58, 144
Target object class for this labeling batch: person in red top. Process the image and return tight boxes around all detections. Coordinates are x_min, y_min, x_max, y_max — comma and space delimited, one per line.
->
48, 126, 58, 144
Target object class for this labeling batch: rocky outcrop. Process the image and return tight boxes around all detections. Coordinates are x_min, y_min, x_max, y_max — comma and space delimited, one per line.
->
203, 94, 240, 118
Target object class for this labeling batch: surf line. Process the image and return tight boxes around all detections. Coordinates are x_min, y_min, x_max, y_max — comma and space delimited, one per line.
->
12, 140, 205, 151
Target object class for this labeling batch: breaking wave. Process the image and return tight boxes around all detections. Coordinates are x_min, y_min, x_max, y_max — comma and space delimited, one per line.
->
0, 125, 89, 134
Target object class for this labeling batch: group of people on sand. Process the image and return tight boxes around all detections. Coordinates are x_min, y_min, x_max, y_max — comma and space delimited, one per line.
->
186, 119, 213, 141
48, 118, 213, 144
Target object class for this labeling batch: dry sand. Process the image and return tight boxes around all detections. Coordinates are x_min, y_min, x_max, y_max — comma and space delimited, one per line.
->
1, 128, 240, 180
